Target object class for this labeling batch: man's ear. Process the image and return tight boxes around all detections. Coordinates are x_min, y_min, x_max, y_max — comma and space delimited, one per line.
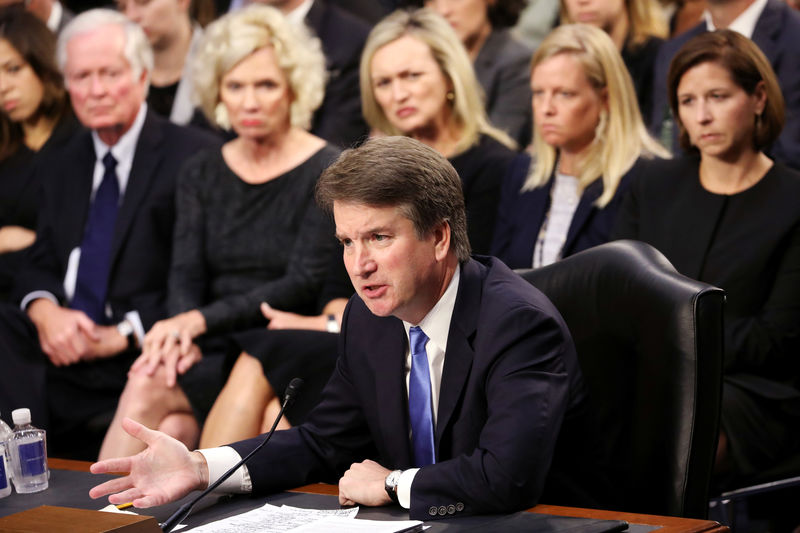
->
432, 220, 451, 262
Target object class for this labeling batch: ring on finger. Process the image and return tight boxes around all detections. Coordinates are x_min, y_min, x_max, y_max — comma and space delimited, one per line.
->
171, 330, 181, 340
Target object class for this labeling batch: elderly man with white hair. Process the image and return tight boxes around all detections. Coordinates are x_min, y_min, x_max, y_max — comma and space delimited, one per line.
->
0, 8, 218, 459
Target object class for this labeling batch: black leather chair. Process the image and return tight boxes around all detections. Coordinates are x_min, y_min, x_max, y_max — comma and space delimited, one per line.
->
517, 240, 725, 518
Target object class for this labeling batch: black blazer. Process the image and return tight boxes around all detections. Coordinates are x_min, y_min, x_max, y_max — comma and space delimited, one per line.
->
491, 154, 647, 269
473, 29, 533, 147
307, 0, 370, 148
230, 257, 604, 519
613, 156, 800, 394
649, 0, 800, 170
14, 109, 220, 330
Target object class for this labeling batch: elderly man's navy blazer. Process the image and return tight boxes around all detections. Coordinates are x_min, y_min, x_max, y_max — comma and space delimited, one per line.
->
230, 256, 602, 520
491, 154, 645, 269
649, 0, 800, 170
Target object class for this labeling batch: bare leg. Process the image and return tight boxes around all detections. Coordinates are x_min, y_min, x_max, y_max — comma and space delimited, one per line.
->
99, 365, 195, 460
200, 352, 288, 448
260, 396, 292, 433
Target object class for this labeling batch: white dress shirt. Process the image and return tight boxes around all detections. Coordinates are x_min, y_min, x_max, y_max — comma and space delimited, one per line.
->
704, 0, 768, 38
21, 103, 149, 342
532, 172, 580, 268
199, 266, 463, 509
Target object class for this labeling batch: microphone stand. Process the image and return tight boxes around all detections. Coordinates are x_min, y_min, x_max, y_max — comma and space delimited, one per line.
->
161, 378, 304, 533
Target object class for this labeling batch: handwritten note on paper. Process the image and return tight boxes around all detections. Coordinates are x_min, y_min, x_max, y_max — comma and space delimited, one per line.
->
185, 503, 359, 533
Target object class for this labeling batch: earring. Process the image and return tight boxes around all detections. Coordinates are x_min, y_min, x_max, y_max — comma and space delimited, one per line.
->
446, 90, 455, 102
593, 109, 608, 142
215, 101, 230, 130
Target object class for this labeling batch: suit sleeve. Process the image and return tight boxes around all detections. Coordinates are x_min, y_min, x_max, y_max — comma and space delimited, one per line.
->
408, 303, 572, 519
724, 220, 800, 377
485, 53, 532, 148
490, 155, 529, 267
12, 168, 71, 305
610, 168, 643, 241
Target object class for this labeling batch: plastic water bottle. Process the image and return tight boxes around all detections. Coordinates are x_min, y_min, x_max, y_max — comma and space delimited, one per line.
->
8, 408, 48, 494
0, 413, 12, 498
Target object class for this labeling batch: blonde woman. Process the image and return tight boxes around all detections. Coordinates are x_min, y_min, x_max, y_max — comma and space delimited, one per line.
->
361, 8, 517, 253
491, 24, 668, 268
99, 5, 339, 459
561, 0, 667, 119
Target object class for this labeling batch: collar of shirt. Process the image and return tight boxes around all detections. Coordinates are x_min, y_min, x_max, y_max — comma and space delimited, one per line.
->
402, 265, 461, 425
47, 1, 62, 32
704, 0, 768, 38
90, 102, 148, 199
285, 0, 314, 26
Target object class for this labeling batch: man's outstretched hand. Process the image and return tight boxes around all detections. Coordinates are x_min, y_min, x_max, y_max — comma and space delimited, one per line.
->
89, 418, 209, 508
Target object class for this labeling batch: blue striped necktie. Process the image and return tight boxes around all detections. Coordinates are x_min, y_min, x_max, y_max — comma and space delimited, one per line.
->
408, 326, 435, 466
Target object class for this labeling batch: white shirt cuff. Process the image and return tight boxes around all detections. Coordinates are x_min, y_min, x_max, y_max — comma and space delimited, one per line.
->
124, 310, 146, 346
197, 446, 252, 494
396, 468, 419, 509
21, 291, 59, 312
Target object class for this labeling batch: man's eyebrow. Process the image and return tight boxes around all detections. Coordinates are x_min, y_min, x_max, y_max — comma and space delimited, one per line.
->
334, 226, 390, 241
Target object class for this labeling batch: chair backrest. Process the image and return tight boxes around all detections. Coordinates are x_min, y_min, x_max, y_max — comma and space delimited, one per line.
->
517, 240, 724, 518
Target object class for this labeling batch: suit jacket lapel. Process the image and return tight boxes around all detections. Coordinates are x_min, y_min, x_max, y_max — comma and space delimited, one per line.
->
370, 318, 414, 469
110, 111, 164, 266
752, 0, 782, 64
564, 179, 602, 254
63, 131, 96, 254
436, 260, 480, 453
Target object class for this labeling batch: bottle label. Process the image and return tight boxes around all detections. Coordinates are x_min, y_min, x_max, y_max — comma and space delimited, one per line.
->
0, 454, 7, 490
18, 440, 46, 476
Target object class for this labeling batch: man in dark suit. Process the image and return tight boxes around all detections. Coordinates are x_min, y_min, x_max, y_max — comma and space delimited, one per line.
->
649, 0, 800, 170
90, 136, 603, 519
0, 9, 218, 457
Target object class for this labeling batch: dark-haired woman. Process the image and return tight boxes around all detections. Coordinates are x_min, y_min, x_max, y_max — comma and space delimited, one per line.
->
614, 30, 800, 489
0, 8, 78, 300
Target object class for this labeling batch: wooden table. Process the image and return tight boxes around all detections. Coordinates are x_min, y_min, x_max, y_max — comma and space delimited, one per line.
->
51, 459, 729, 533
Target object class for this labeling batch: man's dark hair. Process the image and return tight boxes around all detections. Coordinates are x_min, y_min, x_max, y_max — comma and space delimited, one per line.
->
316, 136, 471, 262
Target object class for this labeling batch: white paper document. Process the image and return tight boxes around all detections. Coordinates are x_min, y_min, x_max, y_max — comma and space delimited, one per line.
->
182, 503, 424, 532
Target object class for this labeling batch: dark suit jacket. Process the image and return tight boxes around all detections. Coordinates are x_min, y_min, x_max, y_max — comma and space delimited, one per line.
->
307, 0, 370, 148
474, 29, 533, 147
230, 256, 604, 519
490, 154, 646, 269
14, 109, 220, 331
613, 156, 800, 393
649, 0, 800, 170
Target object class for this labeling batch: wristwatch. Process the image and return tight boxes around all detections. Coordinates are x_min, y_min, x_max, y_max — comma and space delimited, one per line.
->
385, 469, 402, 504
326, 314, 340, 333
116, 319, 137, 350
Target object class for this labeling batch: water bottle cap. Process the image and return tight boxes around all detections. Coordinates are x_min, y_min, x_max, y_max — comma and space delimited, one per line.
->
11, 408, 31, 425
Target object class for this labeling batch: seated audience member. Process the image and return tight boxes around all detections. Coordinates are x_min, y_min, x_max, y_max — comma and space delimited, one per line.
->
98, 5, 340, 460
649, 0, 800, 170
199, 259, 352, 447
118, 0, 203, 125
362, 8, 517, 254
0, 9, 79, 301
614, 30, 800, 490
245, 0, 371, 148
0, 9, 219, 458
491, 24, 668, 269
90, 136, 606, 519
4, 0, 74, 33
418, 0, 533, 146
561, 0, 667, 122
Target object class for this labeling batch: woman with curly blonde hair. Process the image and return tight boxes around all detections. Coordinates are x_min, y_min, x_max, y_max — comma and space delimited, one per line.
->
99, 4, 340, 459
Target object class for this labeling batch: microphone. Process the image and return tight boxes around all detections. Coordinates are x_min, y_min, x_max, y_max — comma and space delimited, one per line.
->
161, 378, 304, 533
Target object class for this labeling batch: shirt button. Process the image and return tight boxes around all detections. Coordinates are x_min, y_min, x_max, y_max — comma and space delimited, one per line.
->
447, 504, 456, 515
456, 502, 465, 512
428, 506, 438, 516
438, 505, 447, 516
